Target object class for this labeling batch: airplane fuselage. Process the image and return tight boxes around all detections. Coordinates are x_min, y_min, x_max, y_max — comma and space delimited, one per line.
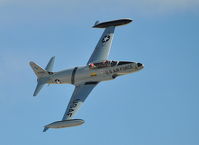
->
45, 61, 144, 86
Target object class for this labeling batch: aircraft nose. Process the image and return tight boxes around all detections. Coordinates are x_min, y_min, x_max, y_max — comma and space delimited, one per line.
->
137, 63, 143, 67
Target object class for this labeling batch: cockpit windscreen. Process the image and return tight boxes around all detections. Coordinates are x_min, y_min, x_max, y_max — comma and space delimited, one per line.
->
89, 60, 118, 69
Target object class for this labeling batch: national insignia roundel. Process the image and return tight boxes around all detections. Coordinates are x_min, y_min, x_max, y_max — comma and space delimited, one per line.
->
102, 35, 110, 43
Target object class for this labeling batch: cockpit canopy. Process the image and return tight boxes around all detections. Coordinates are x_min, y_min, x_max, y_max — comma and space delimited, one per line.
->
89, 60, 133, 69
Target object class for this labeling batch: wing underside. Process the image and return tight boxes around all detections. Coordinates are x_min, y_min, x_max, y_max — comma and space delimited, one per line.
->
87, 18, 132, 64
87, 26, 115, 64
43, 84, 97, 132
62, 84, 98, 120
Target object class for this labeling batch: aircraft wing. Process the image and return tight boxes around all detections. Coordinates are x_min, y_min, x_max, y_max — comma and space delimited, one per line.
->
87, 19, 132, 64
87, 26, 115, 64
62, 83, 98, 120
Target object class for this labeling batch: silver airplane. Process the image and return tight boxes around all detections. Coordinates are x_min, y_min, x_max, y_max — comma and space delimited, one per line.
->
29, 18, 144, 132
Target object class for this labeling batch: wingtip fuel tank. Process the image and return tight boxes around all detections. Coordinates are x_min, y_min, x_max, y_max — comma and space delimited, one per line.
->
43, 119, 84, 132
93, 18, 132, 28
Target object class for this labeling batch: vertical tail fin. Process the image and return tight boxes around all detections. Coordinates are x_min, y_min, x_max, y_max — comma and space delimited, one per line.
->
29, 57, 55, 96
45, 56, 55, 72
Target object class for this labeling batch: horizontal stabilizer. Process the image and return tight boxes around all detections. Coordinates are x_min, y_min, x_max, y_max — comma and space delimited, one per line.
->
93, 18, 132, 28
33, 81, 45, 96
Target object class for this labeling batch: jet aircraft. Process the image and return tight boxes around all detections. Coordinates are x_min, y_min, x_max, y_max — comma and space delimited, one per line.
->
29, 18, 144, 132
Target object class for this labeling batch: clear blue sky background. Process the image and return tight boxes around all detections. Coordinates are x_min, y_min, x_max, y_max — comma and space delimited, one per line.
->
0, 0, 199, 145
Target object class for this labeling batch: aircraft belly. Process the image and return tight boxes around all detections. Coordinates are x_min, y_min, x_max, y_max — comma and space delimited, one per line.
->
47, 63, 139, 85
47, 63, 140, 85
74, 67, 111, 85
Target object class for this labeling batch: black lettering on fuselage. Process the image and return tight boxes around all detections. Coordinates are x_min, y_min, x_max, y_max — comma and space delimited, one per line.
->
105, 64, 133, 75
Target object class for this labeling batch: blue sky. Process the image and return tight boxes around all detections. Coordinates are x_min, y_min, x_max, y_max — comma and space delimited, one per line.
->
0, 0, 199, 145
